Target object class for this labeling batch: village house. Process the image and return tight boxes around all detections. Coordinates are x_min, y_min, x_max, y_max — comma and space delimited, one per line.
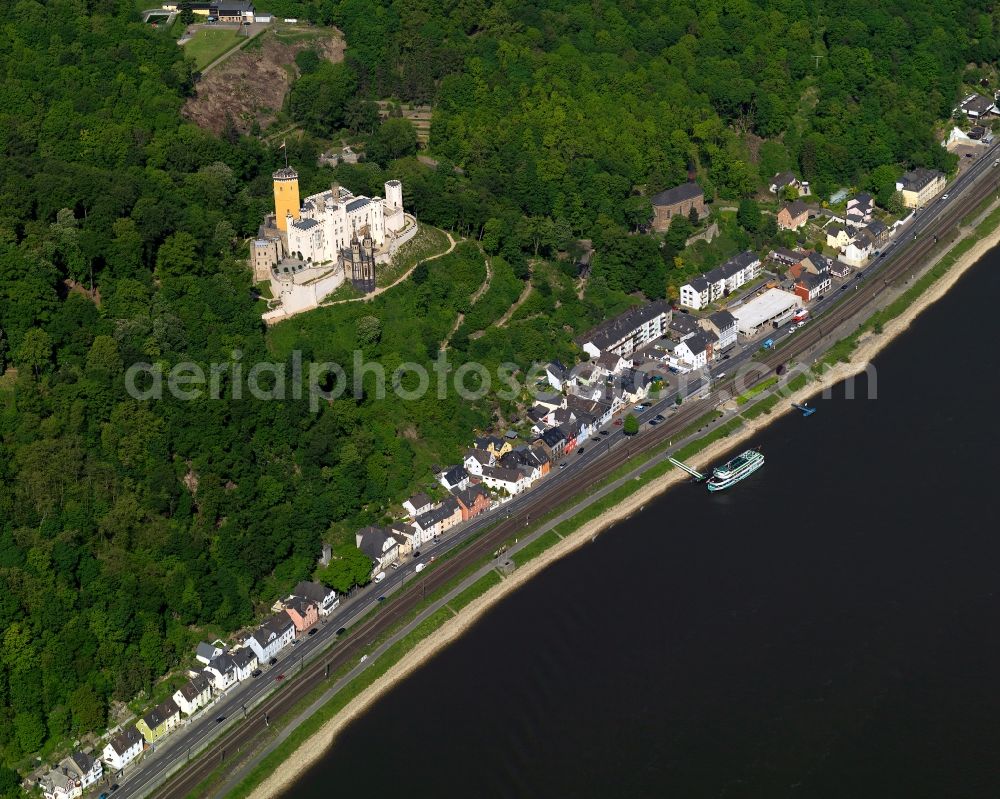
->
788, 253, 831, 280
356, 526, 400, 570
101, 725, 146, 772
956, 92, 996, 119
700, 310, 737, 351
40, 751, 103, 799
769, 247, 807, 268
291, 581, 336, 616
39, 766, 81, 799
231, 648, 258, 681
501, 446, 551, 479
284, 596, 319, 633
544, 360, 574, 391
413, 502, 462, 542
534, 426, 568, 461
388, 521, 418, 556
463, 449, 494, 476
103, 726, 144, 773
402, 492, 434, 518
672, 331, 712, 369
203, 653, 238, 691
567, 396, 614, 429
896, 168, 946, 208
794, 272, 832, 303
650, 182, 706, 232
292, 581, 340, 616
829, 259, 852, 279
136, 698, 180, 744
846, 193, 874, 223
246, 613, 296, 663
438, 464, 470, 492
619, 371, 649, 405
777, 200, 809, 231
69, 752, 102, 793
479, 465, 530, 495
195, 641, 225, 665
865, 219, 890, 248
172, 673, 213, 717
843, 229, 875, 266
451, 484, 491, 521
769, 172, 809, 196
576, 300, 672, 359
595, 350, 633, 377
474, 435, 513, 458
825, 224, 852, 249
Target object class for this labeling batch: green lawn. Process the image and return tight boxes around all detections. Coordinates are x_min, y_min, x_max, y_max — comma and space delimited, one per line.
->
183, 28, 244, 70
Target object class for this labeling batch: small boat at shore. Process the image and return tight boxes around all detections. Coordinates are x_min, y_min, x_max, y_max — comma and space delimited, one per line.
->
707, 449, 764, 492
792, 402, 816, 416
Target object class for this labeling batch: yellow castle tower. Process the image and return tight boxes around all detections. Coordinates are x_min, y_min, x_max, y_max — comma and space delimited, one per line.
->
272, 166, 300, 232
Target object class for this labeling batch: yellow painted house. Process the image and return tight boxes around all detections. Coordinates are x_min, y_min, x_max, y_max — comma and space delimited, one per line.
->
474, 435, 513, 459
136, 698, 181, 743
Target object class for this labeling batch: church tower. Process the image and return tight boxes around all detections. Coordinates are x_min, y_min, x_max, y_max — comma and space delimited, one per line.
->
272, 167, 300, 232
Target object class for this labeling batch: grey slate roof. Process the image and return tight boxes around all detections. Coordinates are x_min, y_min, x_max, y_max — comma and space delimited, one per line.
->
771, 171, 798, 188
108, 725, 143, 756
69, 751, 96, 774
406, 492, 432, 510
539, 427, 566, 447
293, 581, 334, 605
451, 484, 488, 509
899, 167, 944, 191
357, 526, 393, 560
142, 698, 179, 730
177, 673, 212, 702
577, 299, 672, 350
442, 465, 469, 485
345, 197, 372, 212
651, 182, 703, 206
292, 217, 319, 230
683, 331, 710, 356
232, 648, 257, 669
797, 271, 828, 289
196, 642, 219, 661
480, 465, 524, 483
415, 504, 456, 528
709, 310, 736, 330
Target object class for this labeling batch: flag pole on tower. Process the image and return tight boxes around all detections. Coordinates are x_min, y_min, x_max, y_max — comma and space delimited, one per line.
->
280, 139, 287, 168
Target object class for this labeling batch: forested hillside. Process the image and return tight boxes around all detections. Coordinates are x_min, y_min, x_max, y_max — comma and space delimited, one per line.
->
0, 0, 997, 779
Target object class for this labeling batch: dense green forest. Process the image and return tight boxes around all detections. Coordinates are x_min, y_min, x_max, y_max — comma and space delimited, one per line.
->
0, 0, 997, 778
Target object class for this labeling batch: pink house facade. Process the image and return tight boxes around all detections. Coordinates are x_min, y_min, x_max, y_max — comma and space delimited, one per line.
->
284, 597, 319, 633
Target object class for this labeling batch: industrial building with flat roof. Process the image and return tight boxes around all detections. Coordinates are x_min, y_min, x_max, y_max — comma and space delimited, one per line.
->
731, 289, 802, 337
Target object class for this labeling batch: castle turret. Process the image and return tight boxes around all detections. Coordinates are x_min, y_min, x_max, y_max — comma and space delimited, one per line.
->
384, 179, 404, 234
273, 167, 300, 232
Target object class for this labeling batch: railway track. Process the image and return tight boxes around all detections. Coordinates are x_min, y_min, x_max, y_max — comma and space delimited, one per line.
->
157, 166, 1000, 799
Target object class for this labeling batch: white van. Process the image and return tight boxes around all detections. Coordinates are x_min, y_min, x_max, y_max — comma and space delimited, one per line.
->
373, 571, 386, 583
415, 563, 426, 573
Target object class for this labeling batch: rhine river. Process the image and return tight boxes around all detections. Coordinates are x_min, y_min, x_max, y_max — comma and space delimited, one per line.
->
286, 252, 1000, 798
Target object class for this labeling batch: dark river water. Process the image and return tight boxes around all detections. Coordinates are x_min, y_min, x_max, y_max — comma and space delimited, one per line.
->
285, 252, 1000, 798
